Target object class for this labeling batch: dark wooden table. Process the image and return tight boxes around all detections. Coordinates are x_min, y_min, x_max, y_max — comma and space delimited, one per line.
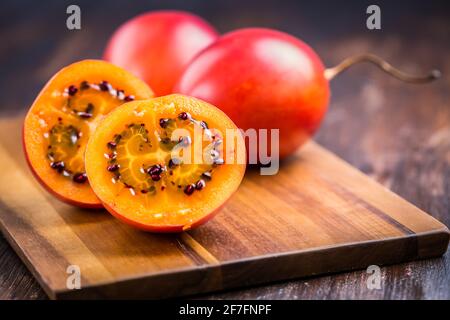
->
1, 0, 449, 299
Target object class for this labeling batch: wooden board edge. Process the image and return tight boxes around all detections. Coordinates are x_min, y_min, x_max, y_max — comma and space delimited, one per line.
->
304, 142, 449, 233
0, 213, 58, 300
52, 228, 449, 299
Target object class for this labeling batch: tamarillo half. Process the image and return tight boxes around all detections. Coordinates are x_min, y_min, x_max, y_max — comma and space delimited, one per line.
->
23, 60, 154, 208
85, 94, 246, 232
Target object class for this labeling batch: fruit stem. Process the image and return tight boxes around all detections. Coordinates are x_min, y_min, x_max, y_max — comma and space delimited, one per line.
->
324, 53, 441, 83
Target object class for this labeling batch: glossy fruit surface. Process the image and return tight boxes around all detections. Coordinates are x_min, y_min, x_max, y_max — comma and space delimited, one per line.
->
85, 94, 246, 232
23, 60, 154, 208
104, 10, 219, 96
174, 28, 330, 160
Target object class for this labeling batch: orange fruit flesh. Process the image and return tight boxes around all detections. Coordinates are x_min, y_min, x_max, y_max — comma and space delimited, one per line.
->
23, 60, 154, 207
85, 94, 246, 231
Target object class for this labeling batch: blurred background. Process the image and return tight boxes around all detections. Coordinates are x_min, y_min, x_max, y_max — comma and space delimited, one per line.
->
2, 0, 449, 114
1, 0, 449, 299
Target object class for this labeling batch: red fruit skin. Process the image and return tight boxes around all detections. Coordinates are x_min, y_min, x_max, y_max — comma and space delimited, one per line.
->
104, 10, 219, 97
174, 28, 330, 160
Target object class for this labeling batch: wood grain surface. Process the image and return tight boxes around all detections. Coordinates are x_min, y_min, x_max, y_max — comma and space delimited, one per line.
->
0, 116, 447, 299
1, 0, 449, 299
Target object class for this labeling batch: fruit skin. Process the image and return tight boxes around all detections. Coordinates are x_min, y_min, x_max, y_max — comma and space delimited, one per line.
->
22, 130, 103, 209
174, 28, 330, 160
23, 60, 154, 208
85, 95, 246, 232
102, 201, 226, 233
104, 10, 219, 97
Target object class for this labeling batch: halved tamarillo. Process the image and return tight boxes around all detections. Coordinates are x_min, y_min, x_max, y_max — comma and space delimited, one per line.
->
85, 94, 246, 232
23, 60, 154, 208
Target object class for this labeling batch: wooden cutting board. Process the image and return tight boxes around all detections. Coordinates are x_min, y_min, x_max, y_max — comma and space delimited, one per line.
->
0, 116, 448, 299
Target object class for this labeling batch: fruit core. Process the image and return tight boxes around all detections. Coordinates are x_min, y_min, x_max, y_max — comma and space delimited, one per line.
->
105, 111, 224, 198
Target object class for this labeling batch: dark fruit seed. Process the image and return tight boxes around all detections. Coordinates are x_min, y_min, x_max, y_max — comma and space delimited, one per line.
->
107, 152, 117, 159
168, 159, 178, 168
85, 103, 95, 114
151, 174, 161, 182
107, 164, 119, 172
141, 189, 148, 194
73, 173, 87, 183
159, 118, 170, 128
99, 81, 110, 91
80, 81, 90, 90
116, 89, 124, 98
184, 184, 195, 195
50, 161, 61, 169
68, 85, 78, 96
202, 172, 212, 181
77, 112, 92, 119
50, 161, 65, 172
124, 95, 134, 102
195, 179, 206, 191
147, 164, 163, 176
107, 141, 117, 149
178, 112, 189, 120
